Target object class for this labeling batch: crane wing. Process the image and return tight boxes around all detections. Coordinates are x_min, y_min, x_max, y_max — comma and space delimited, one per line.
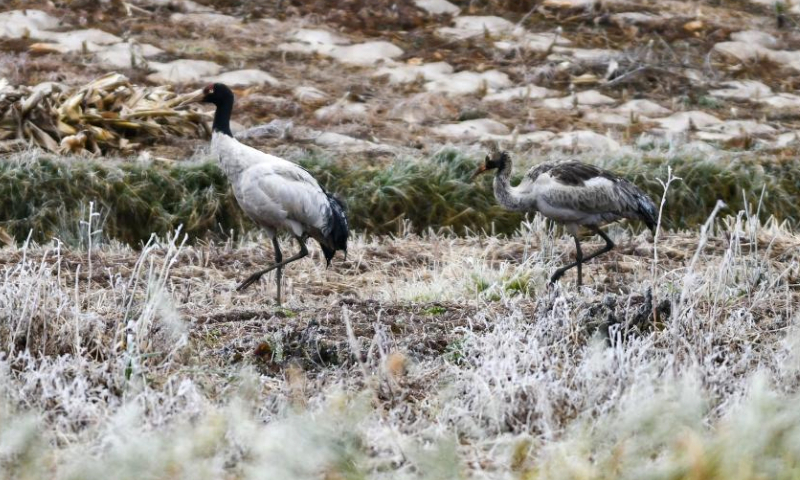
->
525, 162, 655, 225
540, 176, 632, 216
235, 162, 332, 236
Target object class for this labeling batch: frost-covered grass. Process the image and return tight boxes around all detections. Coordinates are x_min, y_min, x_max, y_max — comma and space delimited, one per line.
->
0, 199, 798, 478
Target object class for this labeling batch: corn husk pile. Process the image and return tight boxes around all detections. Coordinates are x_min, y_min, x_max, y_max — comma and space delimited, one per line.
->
0, 73, 210, 155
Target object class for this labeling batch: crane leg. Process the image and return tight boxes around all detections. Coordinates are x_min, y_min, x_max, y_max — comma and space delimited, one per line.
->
236, 237, 309, 294
272, 237, 283, 305
550, 227, 615, 286
550, 235, 583, 286
576, 237, 583, 287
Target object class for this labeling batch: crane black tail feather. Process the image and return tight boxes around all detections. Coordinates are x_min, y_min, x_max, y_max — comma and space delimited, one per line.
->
619, 181, 659, 235
321, 193, 349, 266
638, 195, 658, 235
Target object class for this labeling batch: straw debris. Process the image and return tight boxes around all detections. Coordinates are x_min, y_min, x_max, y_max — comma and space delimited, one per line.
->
0, 73, 209, 154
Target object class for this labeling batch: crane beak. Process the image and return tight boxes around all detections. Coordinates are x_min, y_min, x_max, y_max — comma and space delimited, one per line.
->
470, 165, 488, 181
175, 88, 205, 108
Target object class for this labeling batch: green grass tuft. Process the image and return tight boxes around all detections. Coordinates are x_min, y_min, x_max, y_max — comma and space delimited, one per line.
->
423, 305, 447, 316
503, 273, 533, 296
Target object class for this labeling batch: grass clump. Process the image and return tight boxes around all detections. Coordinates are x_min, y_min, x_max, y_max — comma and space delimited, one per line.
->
503, 273, 533, 296
303, 149, 522, 236
614, 153, 800, 230
1, 148, 800, 246
0, 154, 246, 246
0, 149, 522, 245
423, 305, 447, 316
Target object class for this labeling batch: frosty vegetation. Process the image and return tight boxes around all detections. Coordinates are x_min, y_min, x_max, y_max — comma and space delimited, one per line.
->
0, 149, 798, 478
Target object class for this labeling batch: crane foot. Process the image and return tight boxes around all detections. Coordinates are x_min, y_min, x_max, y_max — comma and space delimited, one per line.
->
236, 272, 263, 291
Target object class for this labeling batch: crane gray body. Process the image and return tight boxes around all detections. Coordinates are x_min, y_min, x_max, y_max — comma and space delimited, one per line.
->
189, 83, 348, 303
493, 160, 657, 235
213, 132, 335, 244
475, 152, 657, 286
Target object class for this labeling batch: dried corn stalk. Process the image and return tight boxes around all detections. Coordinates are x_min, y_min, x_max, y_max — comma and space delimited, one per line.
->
0, 73, 211, 155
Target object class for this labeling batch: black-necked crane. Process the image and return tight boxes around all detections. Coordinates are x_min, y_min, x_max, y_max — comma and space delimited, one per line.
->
472, 151, 657, 286
183, 83, 349, 304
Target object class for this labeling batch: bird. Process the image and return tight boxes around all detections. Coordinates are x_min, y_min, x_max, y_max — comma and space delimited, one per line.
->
472, 151, 657, 287
183, 83, 349, 304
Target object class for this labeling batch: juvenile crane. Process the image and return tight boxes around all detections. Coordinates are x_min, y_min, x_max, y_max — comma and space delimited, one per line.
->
472, 151, 657, 286
184, 83, 348, 304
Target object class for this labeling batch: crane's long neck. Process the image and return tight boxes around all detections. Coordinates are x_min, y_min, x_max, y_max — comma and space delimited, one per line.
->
212, 97, 233, 137
211, 132, 253, 186
209, 92, 240, 181
493, 160, 527, 212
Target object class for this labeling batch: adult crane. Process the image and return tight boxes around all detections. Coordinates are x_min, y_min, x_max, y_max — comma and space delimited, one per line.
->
472, 151, 657, 286
184, 83, 348, 304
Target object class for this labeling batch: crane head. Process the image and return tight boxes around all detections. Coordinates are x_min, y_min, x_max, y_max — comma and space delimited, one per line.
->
177, 83, 233, 107
471, 151, 510, 181
201, 83, 233, 105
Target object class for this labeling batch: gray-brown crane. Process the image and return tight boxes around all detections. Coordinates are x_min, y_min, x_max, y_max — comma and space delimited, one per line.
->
472, 151, 657, 286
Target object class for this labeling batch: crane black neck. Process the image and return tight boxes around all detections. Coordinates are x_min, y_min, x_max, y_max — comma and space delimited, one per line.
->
495, 156, 513, 177
212, 97, 233, 137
